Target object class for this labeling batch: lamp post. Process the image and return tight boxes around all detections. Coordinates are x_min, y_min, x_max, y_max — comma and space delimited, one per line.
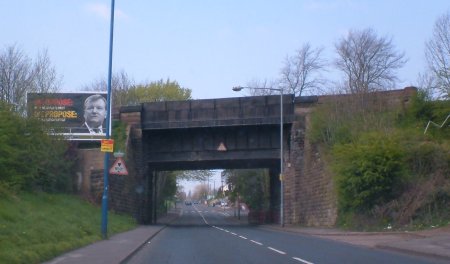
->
232, 86, 284, 227
101, 0, 115, 239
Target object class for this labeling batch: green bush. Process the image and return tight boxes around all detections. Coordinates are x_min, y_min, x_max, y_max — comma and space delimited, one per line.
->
309, 101, 353, 146
0, 104, 73, 193
225, 169, 270, 211
406, 141, 450, 178
112, 120, 127, 153
406, 90, 450, 139
333, 133, 407, 213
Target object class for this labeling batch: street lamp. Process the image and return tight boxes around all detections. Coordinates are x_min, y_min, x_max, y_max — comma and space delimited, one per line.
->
101, 0, 115, 239
232, 86, 284, 227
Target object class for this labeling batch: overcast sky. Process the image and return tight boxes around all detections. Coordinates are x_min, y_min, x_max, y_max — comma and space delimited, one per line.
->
2, 1, 449, 193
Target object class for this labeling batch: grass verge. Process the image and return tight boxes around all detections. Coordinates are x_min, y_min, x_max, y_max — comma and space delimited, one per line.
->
0, 192, 137, 264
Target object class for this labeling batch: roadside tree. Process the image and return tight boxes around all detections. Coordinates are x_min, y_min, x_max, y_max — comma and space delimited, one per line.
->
425, 11, 450, 99
82, 70, 134, 109
0, 45, 61, 113
280, 42, 327, 96
334, 28, 406, 94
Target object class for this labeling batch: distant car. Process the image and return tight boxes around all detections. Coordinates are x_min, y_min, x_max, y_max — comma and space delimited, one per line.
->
193, 201, 199, 204
221, 202, 228, 207
185, 201, 192, 206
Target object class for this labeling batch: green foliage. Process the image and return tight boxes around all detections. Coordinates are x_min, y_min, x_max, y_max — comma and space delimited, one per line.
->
160, 172, 178, 198
406, 141, 450, 177
308, 90, 450, 229
225, 169, 270, 211
0, 104, 73, 194
0, 192, 136, 264
128, 78, 192, 104
156, 172, 178, 214
408, 90, 436, 122
308, 94, 402, 146
333, 133, 407, 213
404, 90, 450, 138
308, 100, 353, 146
112, 120, 127, 153
176, 170, 213, 181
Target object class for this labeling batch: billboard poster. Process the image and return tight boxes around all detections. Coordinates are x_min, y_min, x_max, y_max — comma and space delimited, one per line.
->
27, 92, 108, 141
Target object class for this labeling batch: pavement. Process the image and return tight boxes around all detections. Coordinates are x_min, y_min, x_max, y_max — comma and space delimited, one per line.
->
43, 208, 450, 263
261, 224, 450, 262
43, 210, 181, 264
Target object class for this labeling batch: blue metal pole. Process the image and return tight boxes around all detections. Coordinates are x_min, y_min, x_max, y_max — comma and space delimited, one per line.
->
101, 0, 115, 239
280, 89, 284, 227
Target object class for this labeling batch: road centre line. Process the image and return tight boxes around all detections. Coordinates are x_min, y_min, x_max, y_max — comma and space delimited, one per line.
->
212, 225, 313, 264
293, 257, 314, 264
267, 247, 286, 255
250, 240, 263, 245
195, 208, 209, 225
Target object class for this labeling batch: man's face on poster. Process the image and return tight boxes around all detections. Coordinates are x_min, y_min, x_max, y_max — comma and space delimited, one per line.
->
84, 98, 106, 127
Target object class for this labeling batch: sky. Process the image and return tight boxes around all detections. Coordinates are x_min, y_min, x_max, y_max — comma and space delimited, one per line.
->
1, 0, 449, 100
1, 0, 449, 193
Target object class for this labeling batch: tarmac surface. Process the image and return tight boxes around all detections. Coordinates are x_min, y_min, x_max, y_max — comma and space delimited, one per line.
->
44, 209, 450, 264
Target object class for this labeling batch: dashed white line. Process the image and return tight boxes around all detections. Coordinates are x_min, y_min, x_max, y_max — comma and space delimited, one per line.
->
267, 247, 286, 255
250, 240, 263, 245
212, 224, 314, 264
292, 257, 314, 264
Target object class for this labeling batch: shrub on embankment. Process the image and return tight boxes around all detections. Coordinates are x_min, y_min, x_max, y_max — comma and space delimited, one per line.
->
309, 91, 450, 230
0, 104, 137, 263
0, 103, 74, 195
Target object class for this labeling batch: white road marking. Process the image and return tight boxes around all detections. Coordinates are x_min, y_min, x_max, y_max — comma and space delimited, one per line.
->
230, 232, 237, 236
212, 226, 224, 231
195, 208, 209, 225
267, 247, 286, 255
239, 235, 247, 239
292, 257, 314, 264
250, 240, 263, 245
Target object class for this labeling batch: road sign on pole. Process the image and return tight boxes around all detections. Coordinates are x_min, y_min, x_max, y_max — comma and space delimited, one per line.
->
101, 139, 114, 152
109, 157, 128, 175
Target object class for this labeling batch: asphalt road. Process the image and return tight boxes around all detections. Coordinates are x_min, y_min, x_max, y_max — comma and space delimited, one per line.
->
125, 204, 443, 264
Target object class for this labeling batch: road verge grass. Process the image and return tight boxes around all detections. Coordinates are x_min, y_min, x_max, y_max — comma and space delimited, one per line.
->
0, 192, 137, 264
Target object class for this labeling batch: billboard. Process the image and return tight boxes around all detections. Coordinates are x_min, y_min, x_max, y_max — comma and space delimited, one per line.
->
27, 92, 108, 141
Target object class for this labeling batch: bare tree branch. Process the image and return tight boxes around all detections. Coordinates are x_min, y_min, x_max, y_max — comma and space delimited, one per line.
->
425, 11, 450, 99
279, 43, 327, 96
245, 79, 278, 96
33, 48, 62, 93
0, 44, 34, 110
0, 45, 62, 113
334, 28, 407, 94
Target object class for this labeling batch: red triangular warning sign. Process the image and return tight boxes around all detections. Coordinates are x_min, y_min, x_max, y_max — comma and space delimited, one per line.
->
217, 142, 227, 151
109, 157, 128, 175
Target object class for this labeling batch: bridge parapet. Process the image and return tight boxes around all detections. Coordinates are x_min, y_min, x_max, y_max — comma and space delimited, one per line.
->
131, 95, 295, 129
